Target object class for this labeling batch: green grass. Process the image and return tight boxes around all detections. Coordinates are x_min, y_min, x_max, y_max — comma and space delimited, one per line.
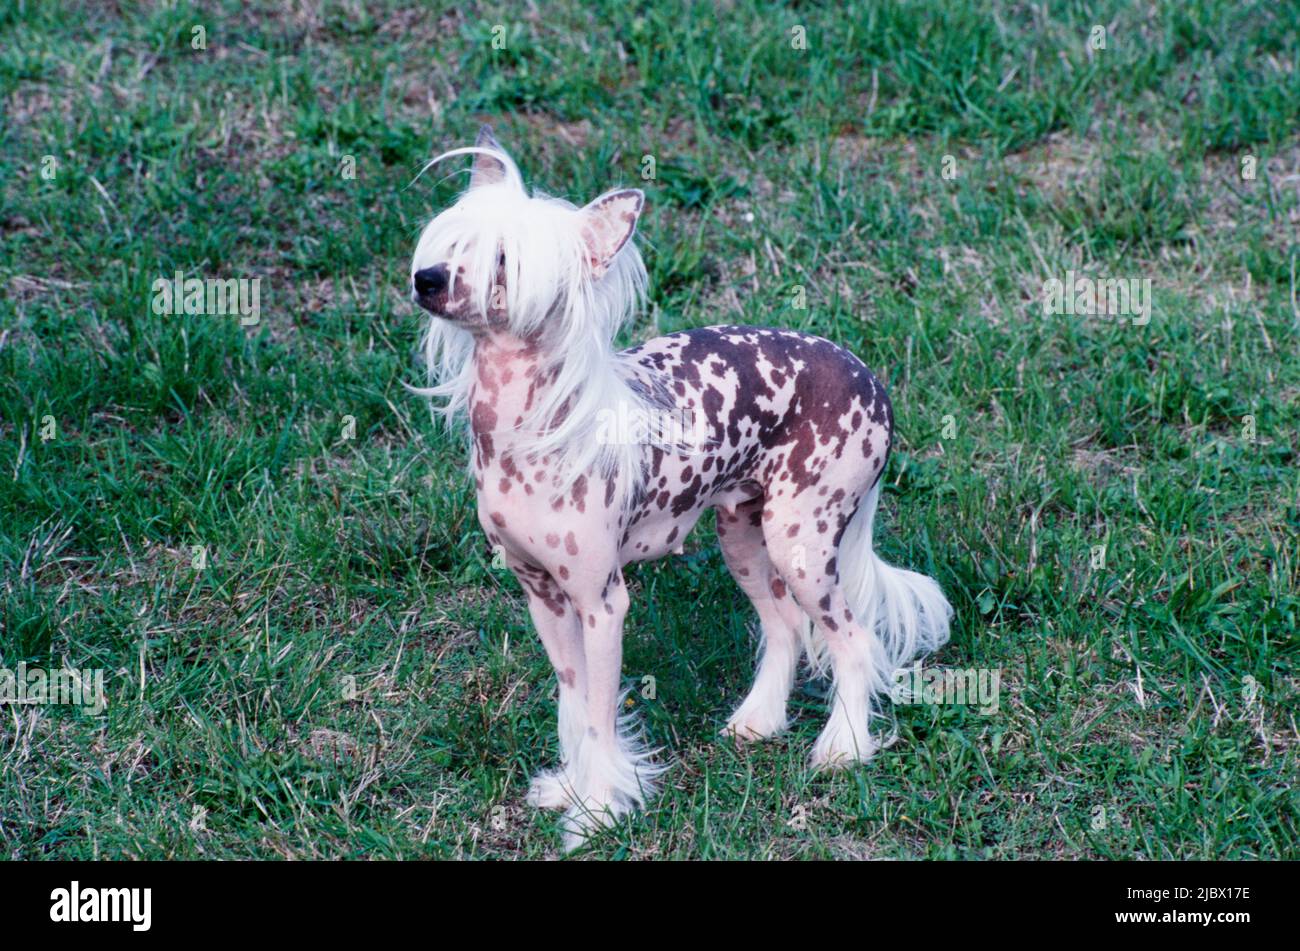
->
1, 0, 1298, 859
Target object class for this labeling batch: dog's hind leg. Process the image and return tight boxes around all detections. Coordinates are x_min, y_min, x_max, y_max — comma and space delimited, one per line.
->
762, 481, 952, 768
511, 562, 588, 811
762, 496, 879, 766
716, 499, 807, 741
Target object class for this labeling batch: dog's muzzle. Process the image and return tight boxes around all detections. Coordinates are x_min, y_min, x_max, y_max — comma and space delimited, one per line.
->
412, 265, 449, 310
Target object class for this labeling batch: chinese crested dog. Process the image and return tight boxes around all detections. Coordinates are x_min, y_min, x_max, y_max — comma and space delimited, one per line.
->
410, 128, 952, 850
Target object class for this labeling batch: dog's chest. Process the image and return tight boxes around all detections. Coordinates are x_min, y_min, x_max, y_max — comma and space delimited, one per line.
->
465, 348, 584, 554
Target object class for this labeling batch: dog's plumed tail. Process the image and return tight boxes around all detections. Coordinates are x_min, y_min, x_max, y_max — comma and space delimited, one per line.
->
807, 480, 951, 711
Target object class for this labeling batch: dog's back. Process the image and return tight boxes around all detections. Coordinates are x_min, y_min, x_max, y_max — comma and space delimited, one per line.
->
621, 324, 893, 524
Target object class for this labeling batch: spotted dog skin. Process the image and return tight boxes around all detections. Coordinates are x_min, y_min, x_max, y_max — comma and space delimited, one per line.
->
470, 324, 895, 775
619, 326, 892, 581
474, 324, 891, 618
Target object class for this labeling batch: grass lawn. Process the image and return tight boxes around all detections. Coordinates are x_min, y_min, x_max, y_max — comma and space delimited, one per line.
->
1, 0, 1298, 859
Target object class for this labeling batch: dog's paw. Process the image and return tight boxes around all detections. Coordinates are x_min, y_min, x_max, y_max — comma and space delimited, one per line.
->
560, 822, 593, 854
560, 828, 593, 854
525, 769, 575, 810
808, 727, 876, 770
558, 797, 621, 853
721, 705, 788, 744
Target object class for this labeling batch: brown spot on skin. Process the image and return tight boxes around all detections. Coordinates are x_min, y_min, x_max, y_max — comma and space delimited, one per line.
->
518, 568, 568, 618
587, 614, 596, 628
559, 668, 576, 687
470, 401, 497, 463
558, 565, 570, 579
564, 532, 579, 556
545, 533, 560, 548
490, 512, 506, 528
670, 474, 705, 517
771, 577, 787, 599
499, 478, 511, 494
821, 615, 839, 632
787, 524, 800, 538
571, 475, 588, 512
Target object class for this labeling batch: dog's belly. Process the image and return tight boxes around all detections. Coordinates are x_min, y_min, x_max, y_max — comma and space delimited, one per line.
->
620, 467, 762, 563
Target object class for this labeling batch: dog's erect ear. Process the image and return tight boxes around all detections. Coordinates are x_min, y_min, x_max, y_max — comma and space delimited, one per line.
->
578, 189, 644, 278
470, 125, 508, 189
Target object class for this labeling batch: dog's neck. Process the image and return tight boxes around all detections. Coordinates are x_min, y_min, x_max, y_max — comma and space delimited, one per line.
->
467, 334, 555, 444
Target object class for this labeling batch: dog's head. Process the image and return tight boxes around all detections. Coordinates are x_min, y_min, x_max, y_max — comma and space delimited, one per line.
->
410, 127, 646, 342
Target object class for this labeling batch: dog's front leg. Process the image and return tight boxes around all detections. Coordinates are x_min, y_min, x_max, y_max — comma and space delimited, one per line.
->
559, 567, 660, 851
511, 561, 588, 811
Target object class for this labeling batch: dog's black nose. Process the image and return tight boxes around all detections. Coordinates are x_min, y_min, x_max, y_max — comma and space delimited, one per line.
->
413, 265, 449, 297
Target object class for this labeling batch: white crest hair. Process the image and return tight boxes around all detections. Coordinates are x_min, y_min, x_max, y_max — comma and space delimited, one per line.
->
409, 145, 659, 506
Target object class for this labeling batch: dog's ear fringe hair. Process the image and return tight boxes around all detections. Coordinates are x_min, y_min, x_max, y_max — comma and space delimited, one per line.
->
408, 146, 666, 509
